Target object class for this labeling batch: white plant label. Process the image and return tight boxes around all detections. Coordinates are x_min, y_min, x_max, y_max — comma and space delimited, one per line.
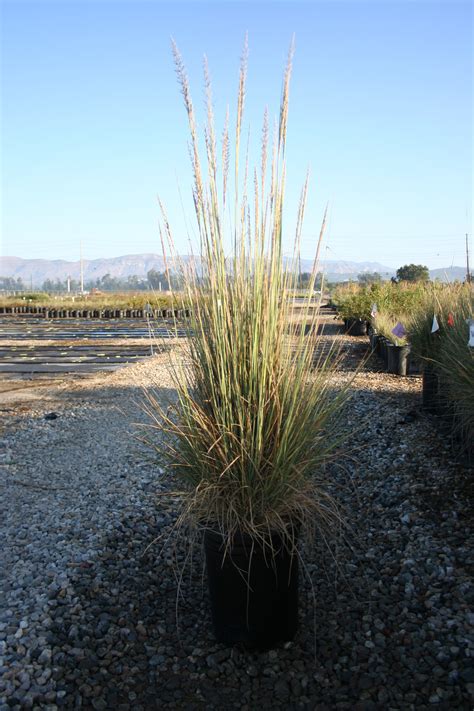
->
467, 319, 474, 348
431, 315, 440, 333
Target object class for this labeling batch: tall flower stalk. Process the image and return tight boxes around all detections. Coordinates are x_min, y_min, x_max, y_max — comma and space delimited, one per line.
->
143, 41, 350, 549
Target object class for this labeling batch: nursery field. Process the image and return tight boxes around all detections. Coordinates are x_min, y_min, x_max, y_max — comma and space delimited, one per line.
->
0, 305, 337, 378
3, 12, 472, 709
0, 317, 186, 376
0, 320, 472, 709
0, 292, 176, 312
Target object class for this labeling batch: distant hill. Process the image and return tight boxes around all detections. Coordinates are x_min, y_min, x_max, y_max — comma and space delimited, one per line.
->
2, 253, 467, 286
0, 253, 397, 286
429, 266, 470, 282
0, 254, 170, 286
300, 259, 396, 281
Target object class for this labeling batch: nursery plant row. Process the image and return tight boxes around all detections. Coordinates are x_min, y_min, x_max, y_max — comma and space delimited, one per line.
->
0, 292, 176, 311
0, 305, 191, 319
333, 281, 474, 461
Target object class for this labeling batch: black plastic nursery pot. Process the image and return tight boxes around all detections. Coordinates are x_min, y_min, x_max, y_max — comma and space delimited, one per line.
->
369, 331, 379, 351
204, 528, 299, 649
422, 365, 439, 413
379, 337, 388, 365
345, 318, 368, 336
387, 343, 411, 376
375, 334, 382, 356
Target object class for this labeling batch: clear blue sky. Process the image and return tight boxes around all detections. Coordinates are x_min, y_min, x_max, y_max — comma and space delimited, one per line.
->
1, 0, 472, 269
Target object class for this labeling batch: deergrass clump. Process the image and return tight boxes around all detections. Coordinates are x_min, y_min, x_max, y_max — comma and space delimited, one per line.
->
434, 287, 474, 452
408, 283, 466, 363
398, 282, 473, 455
143, 41, 351, 551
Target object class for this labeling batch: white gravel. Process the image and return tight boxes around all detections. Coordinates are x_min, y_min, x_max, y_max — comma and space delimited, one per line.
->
0, 338, 473, 710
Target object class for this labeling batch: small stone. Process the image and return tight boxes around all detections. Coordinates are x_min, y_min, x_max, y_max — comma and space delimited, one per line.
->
38, 648, 52, 665
274, 680, 290, 698
136, 624, 147, 637
359, 674, 373, 690
92, 700, 107, 711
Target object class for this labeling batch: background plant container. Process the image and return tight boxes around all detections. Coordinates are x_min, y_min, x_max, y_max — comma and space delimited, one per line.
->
204, 528, 299, 649
379, 337, 388, 365
369, 331, 379, 351
422, 365, 439, 413
352, 318, 368, 336
387, 344, 411, 376
375, 334, 382, 357
344, 318, 368, 336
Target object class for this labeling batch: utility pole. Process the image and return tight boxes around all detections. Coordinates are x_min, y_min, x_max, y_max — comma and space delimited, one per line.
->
466, 233, 472, 285
80, 242, 84, 294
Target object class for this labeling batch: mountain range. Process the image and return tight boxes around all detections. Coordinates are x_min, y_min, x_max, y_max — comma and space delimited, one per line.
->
0, 254, 467, 285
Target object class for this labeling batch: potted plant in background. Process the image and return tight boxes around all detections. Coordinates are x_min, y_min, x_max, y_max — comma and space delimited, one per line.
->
336, 289, 371, 336
410, 284, 473, 447
143, 40, 351, 649
436, 294, 474, 460
408, 286, 457, 411
372, 311, 411, 375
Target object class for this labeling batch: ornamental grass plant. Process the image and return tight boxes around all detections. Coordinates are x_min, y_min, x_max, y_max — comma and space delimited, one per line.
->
432, 287, 474, 453
408, 283, 465, 363
373, 311, 410, 346
143, 41, 351, 553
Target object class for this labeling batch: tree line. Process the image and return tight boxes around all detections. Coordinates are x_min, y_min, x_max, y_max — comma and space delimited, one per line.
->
1, 264, 455, 293
0, 270, 181, 293
358, 264, 430, 284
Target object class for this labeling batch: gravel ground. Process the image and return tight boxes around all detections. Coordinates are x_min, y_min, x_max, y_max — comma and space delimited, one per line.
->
0, 337, 473, 710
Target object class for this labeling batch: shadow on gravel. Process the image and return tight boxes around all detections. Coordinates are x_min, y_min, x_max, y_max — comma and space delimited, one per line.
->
55, 452, 473, 711
56, 506, 473, 710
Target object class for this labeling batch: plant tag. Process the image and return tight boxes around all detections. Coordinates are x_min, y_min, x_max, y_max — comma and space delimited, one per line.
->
467, 319, 474, 348
392, 322, 406, 338
371, 303, 378, 318
431, 315, 440, 333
